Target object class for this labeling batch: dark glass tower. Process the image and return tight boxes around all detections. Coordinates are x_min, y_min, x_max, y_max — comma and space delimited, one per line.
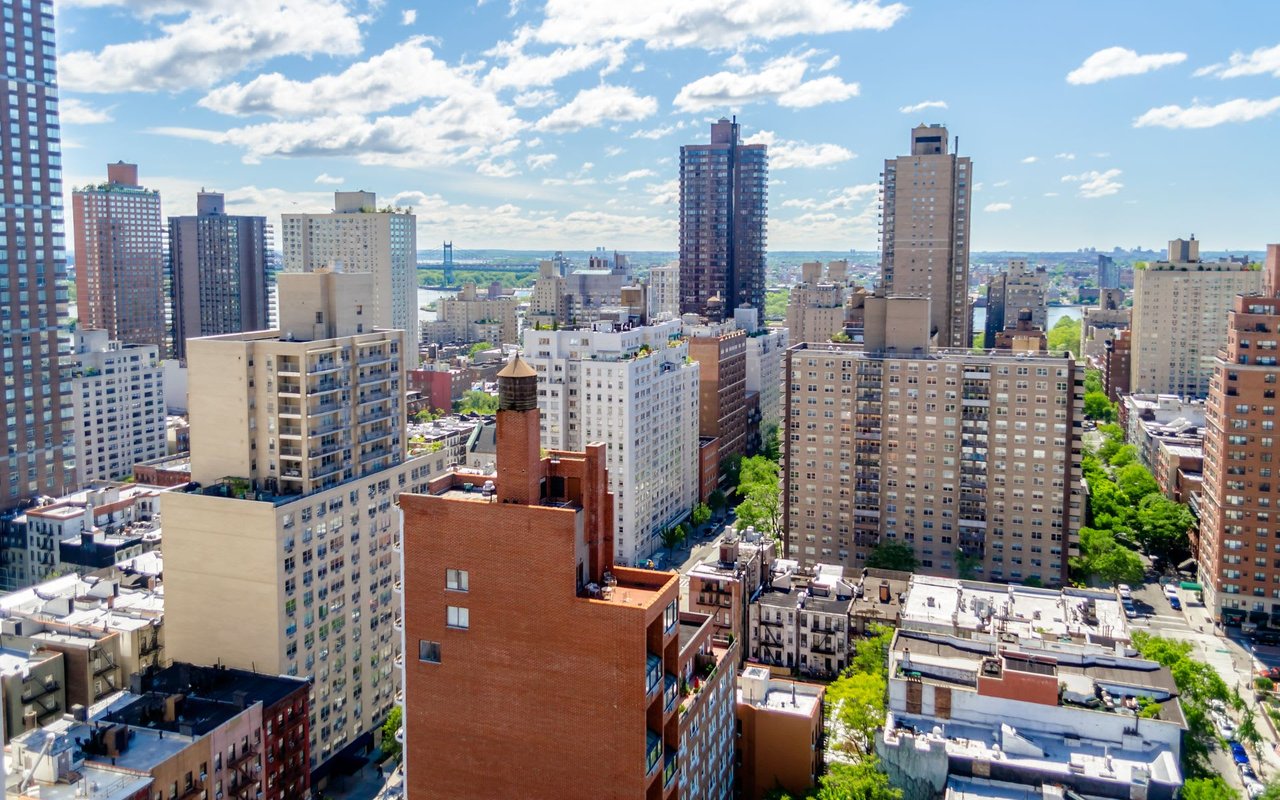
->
678, 117, 768, 322
1, 0, 75, 508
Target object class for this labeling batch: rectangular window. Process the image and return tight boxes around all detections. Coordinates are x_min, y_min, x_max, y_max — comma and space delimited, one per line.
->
446, 568, 469, 592
418, 640, 441, 663
447, 606, 470, 630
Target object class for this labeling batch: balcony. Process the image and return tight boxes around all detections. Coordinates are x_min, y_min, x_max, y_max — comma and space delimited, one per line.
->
662, 749, 680, 789
663, 673, 678, 713
646, 653, 662, 697
645, 730, 662, 776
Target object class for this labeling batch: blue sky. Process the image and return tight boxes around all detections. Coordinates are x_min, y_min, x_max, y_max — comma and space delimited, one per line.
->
55, 0, 1280, 254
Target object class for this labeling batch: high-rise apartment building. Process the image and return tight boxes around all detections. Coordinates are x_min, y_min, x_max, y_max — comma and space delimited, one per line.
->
280, 190, 417, 342
423, 282, 519, 345
679, 118, 768, 322
1199, 244, 1280, 621
738, 309, 788, 437
783, 296, 1082, 586
401, 357, 737, 799
786, 261, 849, 345
0, 0, 75, 510
73, 162, 166, 351
1103, 329, 1133, 403
1098, 254, 1119, 289
1131, 236, 1262, 398
163, 268, 437, 771
68, 329, 165, 484
649, 263, 681, 320
523, 319, 700, 565
880, 125, 973, 348
983, 260, 1047, 348
168, 190, 270, 361
688, 320, 749, 469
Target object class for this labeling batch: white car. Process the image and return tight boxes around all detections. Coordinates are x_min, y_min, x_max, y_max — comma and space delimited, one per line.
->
1117, 584, 1132, 600
1244, 778, 1265, 799
1164, 583, 1179, 598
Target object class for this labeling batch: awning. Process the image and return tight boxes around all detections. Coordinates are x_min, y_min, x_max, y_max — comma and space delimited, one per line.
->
1179, 581, 1202, 591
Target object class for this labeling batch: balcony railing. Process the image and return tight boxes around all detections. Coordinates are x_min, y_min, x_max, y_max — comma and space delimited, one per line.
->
646, 653, 662, 697
645, 730, 662, 775
662, 749, 680, 788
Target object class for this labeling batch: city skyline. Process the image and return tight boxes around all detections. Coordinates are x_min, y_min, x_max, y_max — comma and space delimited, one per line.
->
54, 1, 1280, 253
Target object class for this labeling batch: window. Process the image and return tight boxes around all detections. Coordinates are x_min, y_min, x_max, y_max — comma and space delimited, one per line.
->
447, 606, 470, 629
418, 640, 441, 663
446, 568, 469, 592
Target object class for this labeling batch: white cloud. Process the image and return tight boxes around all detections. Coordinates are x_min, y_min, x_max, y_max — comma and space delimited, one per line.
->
1054, 152, 1075, 160
613, 168, 656, 183
534, 85, 657, 132
199, 37, 477, 117
1020, 156, 1038, 163
604, 145, 625, 157
513, 89, 558, 108
59, 98, 113, 124
780, 182, 877, 211
991, 180, 1009, 187
983, 202, 1012, 213
1043, 192, 1059, 197
1062, 168, 1124, 198
401, 8, 416, 24
770, 192, 879, 250
629, 122, 685, 139
1195, 43, 1280, 79
526, 153, 557, 170
314, 172, 344, 185
532, 0, 908, 50
483, 37, 613, 91
673, 53, 858, 111
645, 179, 679, 205
1133, 96, 1280, 129
1066, 46, 1186, 85
476, 159, 520, 178
898, 99, 947, 114
819, 55, 840, 72
745, 130, 855, 169
61, 0, 363, 93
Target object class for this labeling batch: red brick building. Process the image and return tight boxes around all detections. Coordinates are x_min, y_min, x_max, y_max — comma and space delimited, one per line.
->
401, 355, 735, 799
689, 326, 748, 474
407, 367, 469, 413
1103, 328, 1132, 403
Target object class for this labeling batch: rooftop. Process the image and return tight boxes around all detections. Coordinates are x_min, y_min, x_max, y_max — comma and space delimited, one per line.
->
737, 666, 823, 716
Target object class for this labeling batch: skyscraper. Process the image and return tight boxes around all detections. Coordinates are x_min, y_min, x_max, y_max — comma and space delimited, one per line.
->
983, 260, 1047, 348
679, 118, 768, 322
280, 190, 417, 344
168, 190, 270, 360
880, 125, 973, 348
1199, 244, 1280, 622
1097, 254, 1119, 289
73, 162, 166, 351
1, 0, 75, 509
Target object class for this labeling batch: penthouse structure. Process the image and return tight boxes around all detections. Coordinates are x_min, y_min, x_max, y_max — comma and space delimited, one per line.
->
73, 162, 166, 352
783, 296, 1082, 586
68, 329, 166, 485
162, 269, 440, 771
401, 355, 737, 799
1200, 244, 1280, 622
280, 191, 418, 342
168, 190, 271, 360
880, 126, 972, 348
1131, 236, 1262, 397
786, 261, 851, 346
523, 319, 700, 565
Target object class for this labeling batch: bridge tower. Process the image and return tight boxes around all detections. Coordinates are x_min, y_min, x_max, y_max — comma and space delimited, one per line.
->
443, 241, 454, 286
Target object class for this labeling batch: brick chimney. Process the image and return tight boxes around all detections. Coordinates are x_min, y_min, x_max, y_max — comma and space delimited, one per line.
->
495, 354, 542, 505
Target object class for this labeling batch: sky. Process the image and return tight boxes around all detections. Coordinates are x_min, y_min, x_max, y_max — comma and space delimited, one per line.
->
53, 0, 1280, 255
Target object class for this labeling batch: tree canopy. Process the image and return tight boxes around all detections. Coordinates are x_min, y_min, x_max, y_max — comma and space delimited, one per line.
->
865, 541, 918, 572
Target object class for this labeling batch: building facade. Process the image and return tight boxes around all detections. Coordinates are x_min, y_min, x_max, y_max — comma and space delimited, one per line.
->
688, 321, 749, 470
401, 356, 736, 799
1200, 244, 1280, 622
783, 296, 1082, 586
880, 125, 972, 348
168, 191, 270, 361
649, 263, 681, 320
68, 329, 165, 485
1131, 236, 1262, 397
163, 269, 436, 771
280, 191, 418, 342
735, 667, 825, 800
73, 162, 166, 352
523, 320, 700, 565
679, 118, 768, 322
786, 261, 848, 346
1098, 254, 1120, 289
983, 260, 1047, 348
742, 317, 788, 438
1, 0, 75, 510
422, 282, 519, 346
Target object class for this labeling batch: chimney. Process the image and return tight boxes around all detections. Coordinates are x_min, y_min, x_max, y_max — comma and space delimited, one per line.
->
494, 354, 542, 505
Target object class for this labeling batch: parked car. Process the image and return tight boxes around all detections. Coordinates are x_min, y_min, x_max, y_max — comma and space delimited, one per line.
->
1261, 667, 1280, 680
1251, 628, 1280, 646
1169, 596, 1181, 610
1122, 601, 1137, 619
1240, 764, 1258, 782
1244, 777, 1265, 799
1117, 584, 1132, 600
1231, 742, 1250, 765
1164, 583, 1179, 598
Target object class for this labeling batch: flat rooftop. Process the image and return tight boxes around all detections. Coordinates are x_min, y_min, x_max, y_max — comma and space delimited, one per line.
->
738, 668, 822, 716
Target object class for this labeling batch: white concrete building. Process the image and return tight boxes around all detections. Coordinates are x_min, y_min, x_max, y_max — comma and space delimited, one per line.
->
280, 191, 418, 347
648, 264, 680, 320
737, 309, 788, 435
523, 319, 700, 565
69, 330, 166, 485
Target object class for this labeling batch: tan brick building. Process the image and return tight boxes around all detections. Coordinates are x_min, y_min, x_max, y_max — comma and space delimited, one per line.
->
783, 296, 1082, 586
401, 355, 736, 799
688, 321, 748, 471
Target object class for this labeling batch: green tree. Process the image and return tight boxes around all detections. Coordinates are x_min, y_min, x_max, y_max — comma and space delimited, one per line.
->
1084, 368, 1104, 395
1083, 391, 1117, 422
721, 453, 744, 487
955, 549, 981, 580
762, 423, 781, 461
1115, 463, 1159, 502
739, 454, 780, 489
1092, 545, 1145, 586
708, 489, 727, 512
380, 706, 402, 762
1133, 493, 1194, 563
1258, 782, 1280, 800
737, 481, 782, 537
454, 390, 499, 415
1108, 444, 1138, 468
1181, 777, 1239, 800
764, 289, 790, 321
827, 671, 886, 756
1238, 706, 1263, 752
691, 502, 712, 530
1047, 316, 1082, 355
467, 341, 495, 358
865, 541, 918, 572
660, 524, 687, 556
814, 759, 902, 800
